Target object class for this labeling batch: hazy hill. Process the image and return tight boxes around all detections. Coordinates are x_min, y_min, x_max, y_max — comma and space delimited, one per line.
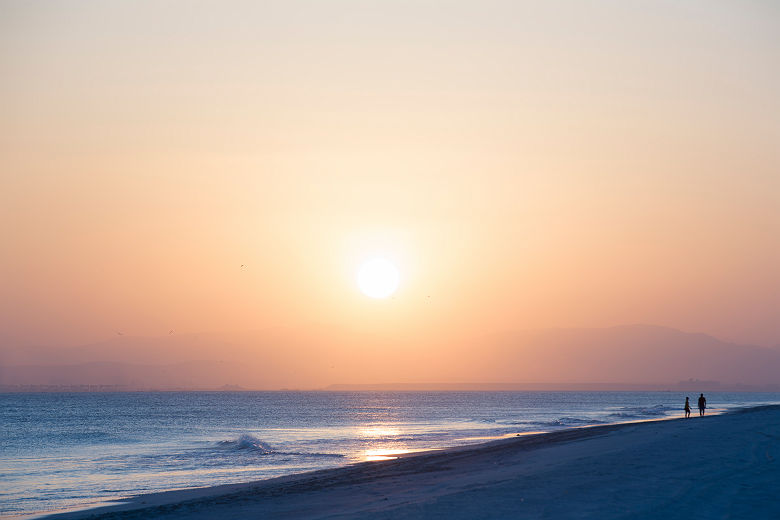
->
1, 325, 779, 390
457, 324, 780, 387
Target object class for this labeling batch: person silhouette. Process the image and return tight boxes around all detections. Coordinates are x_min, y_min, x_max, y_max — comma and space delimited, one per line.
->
684, 397, 691, 418
697, 393, 706, 416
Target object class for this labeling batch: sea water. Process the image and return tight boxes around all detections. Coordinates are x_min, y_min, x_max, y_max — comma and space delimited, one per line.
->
2, 391, 779, 518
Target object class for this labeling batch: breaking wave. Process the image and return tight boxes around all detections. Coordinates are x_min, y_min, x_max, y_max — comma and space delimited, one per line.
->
218, 434, 274, 453
607, 404, 669, 419
537, 417, 606, 427
216, 434, 344, 458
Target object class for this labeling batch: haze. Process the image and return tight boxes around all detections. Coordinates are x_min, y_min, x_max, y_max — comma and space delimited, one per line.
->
2, 1, 779, 388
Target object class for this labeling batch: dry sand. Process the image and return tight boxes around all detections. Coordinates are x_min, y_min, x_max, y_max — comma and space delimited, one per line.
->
40, 405, 780, 519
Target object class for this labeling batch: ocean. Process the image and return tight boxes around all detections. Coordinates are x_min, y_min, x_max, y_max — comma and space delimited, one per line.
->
2, 391, 779, 518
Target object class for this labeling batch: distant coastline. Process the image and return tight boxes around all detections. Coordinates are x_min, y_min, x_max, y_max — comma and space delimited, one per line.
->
3, 325, 779, 392
3, 380, 779, 393
322, 381, 780, 392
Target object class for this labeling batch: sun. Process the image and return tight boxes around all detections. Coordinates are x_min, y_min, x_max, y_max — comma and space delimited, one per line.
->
357, 258, 400, 299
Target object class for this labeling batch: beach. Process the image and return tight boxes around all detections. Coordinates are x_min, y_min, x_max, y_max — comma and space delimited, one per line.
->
39, 405, 780, 520
7, 1, 780, 518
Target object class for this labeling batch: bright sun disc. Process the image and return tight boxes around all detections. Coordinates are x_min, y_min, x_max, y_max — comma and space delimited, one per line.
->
357, 258, 400, 299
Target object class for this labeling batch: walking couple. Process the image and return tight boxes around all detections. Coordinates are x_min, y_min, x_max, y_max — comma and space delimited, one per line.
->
684, 393, 706, 418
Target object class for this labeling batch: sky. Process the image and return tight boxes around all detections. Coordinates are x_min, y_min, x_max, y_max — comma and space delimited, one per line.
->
2, 0, 779, 364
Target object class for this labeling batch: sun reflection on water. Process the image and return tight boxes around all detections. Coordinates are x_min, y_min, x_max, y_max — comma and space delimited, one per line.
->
364, 448, 412, 461
359, 426, 401, 437
357, 423, 426, 461
356, 423, 444, 461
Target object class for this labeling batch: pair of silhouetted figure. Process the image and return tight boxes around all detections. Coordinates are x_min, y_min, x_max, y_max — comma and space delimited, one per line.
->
684, 394, 706, 418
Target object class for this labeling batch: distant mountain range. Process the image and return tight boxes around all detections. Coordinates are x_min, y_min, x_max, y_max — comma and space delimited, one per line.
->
1, 325, 778, 390
453, 324, 780, 388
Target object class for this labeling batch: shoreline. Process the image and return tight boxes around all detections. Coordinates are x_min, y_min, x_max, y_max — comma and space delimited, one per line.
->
33, 404, 780, 519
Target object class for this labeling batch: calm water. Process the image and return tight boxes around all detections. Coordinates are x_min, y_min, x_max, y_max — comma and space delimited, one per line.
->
2, 391, 779, 518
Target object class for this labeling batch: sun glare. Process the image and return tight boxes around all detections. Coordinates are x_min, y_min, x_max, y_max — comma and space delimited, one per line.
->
357, 258, 400, 299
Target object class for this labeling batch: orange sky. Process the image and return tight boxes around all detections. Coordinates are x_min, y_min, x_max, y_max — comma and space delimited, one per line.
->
2, 0, 779, 360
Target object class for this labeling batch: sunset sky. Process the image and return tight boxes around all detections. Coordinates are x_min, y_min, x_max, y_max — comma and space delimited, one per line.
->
2, 0, 779, 363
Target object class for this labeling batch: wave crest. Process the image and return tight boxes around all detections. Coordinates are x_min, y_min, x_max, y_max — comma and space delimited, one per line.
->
538, 417, 606, 427
607, 404, 668, 419
216, 434, 344, 458
218, 434, 273, 454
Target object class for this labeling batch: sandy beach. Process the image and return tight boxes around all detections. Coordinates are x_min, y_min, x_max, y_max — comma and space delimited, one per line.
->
38, 405, 779, 520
